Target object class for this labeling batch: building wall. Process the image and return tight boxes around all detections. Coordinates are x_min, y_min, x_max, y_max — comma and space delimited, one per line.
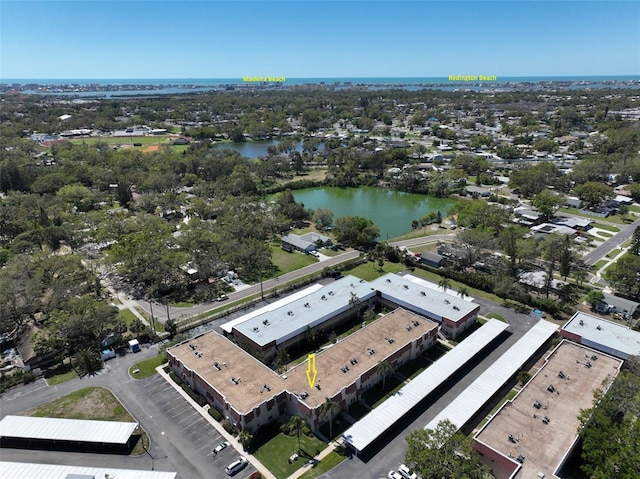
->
169, 326, 438, 433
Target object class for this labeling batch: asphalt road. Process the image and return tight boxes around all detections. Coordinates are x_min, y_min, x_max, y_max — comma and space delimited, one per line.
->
0, 344, 253, 479
582, 215, 640, 266
139, 233, 456, 324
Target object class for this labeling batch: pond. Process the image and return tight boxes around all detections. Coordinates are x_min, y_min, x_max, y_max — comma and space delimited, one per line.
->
212, 139, 303, 158
291, 187, 456, 240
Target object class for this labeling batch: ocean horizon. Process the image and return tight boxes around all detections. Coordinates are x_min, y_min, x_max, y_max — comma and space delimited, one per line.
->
3, 75, 640, 85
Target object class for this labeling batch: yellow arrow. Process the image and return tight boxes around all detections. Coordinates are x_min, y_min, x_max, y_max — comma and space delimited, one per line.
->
306, 353, 317, 389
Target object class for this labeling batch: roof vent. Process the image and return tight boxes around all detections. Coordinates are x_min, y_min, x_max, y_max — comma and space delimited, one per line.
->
386, 337, 395, 344
253, 327, 259, 332
547, 384, 555, 393
328, 291, 334, 296
231, 377, 239, 385
214, 362, 222, 371
300, 392, 309, 399
453, 305, 460, 311
420, 291, 426, 296
350, 357, 358, 365
558, 371, 565, 379
444, 299, 450, 304
321, 295, 327, 300
403, 285, 409, 290
287, 310, 294, 316
304, 302, 310, 308
263, 320, 270, 326
596, 325, 602, 330
579, 319, 585, 326
386, 278, 391, 283
406, 325, 412, 331
367, 348, 375, 355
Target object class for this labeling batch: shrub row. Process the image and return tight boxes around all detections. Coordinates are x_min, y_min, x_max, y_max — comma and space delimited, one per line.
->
168, 371, 208, 407
208, 407, 223, 422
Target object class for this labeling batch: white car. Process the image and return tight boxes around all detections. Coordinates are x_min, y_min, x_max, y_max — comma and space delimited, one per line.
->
398, 464, 418, 479
225, 456, 248, 476
388, 471, 403, 479
213, 441, 230, 454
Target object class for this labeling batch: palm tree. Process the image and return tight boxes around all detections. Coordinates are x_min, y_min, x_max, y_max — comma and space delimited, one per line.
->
319, 397, 341, 440
438, 277, 451, 294
282, 415, 306, 453
377, 359, 394, 390
237, 429, 253, 452
457, 287, 469, 300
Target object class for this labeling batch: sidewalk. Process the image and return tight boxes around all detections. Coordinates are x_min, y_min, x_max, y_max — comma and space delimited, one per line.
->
156, 365, 277, 479
284, 439, 343, 479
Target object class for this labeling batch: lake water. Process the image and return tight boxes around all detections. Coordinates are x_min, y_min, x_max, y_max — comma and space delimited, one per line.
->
291, 187, 455, 240
212, 140, 303, 158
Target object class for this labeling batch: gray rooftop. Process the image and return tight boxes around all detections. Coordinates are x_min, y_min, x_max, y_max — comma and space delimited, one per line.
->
0, 416, 138, 445
562, 312, 640, 359
370, 273, 478, 323
234, 274, 479, 347
234, 275, 377, 346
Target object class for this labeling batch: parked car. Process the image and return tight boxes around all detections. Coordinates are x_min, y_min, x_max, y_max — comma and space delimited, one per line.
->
213, 441, 230, 454
216, 294, 228, 302
225, 456, 248, 476
388, 471, 403, 479
398, 464, 418, 479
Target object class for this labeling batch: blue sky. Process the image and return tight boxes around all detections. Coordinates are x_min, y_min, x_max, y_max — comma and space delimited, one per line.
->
1, 0, 638, 79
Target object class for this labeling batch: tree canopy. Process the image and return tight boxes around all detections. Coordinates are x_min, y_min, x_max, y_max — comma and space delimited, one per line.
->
405, 419, 490, 479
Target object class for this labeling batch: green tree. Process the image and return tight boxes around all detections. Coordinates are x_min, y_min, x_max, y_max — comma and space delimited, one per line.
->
578, 357, 640, 479
438, 277, 451, 294
319, 397, 341, 440
333, 216, 379, 249
533, 189, 564, 222
405, 419, 490, 479
377, 359, 394, 390
314, 208, 334, 230
281, 415, 307, 453
573, 182, 614, 209
237, 429, 254, 452
586, 289, 605, 310
605, 255, 640, 299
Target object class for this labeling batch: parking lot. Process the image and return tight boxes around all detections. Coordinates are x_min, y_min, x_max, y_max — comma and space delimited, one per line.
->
142, 374, 255, 477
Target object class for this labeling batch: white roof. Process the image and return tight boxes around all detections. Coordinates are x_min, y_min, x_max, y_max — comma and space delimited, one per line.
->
371, 274, 478, 323
403, 274, 475, 302
0, 416, 138, 444
562, 312, 640, 359
234, 275, 376, 346
0, 462, 176, 479
221, 283, 324, 333
425, 320, 558, 432
342, 318, 508, 452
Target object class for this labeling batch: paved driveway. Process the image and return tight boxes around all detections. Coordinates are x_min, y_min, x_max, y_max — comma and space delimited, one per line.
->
0, 351, 253, 479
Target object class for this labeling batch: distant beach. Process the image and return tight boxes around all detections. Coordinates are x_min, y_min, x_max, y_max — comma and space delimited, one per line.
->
1, 75, 638, 97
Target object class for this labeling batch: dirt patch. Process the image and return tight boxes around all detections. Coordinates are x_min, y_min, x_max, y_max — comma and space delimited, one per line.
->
20, 386, 128, 421
143, 145, 160, 152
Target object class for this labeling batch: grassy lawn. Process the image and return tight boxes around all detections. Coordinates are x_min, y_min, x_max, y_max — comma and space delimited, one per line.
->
389, 225, 452, 242
593, 222, 621, 233
298, 448, 350, 479
43, 362, 79, 386
410, 243, 441, 255
593, 231, 614, 238
317, 413, 351, 441
591, 259, 608, 272
118, 308, 138, 329
347, 261, 404, 281
129, 354, 167, 379
485, 312, 506, 322
558, 208, 626, 225
20, 386, 149, 455
271, 245, 318, 275
606, 248, 622, 259
629, 205, 640, 214
253, 425, 327, 479
170, 301, 195, 307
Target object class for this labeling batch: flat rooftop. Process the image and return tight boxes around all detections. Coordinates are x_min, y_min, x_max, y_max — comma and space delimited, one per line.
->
371, 273, 479, 322
285, 309, 438, 408
562, 311, 640, 359
169, 331, 281, 414
170, 309, 437, 412
473, 341, 622, 479
0, 416, 138, 445
233, 275, 377, 347
0, 461, 176, 479
233, 273, 478, 348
